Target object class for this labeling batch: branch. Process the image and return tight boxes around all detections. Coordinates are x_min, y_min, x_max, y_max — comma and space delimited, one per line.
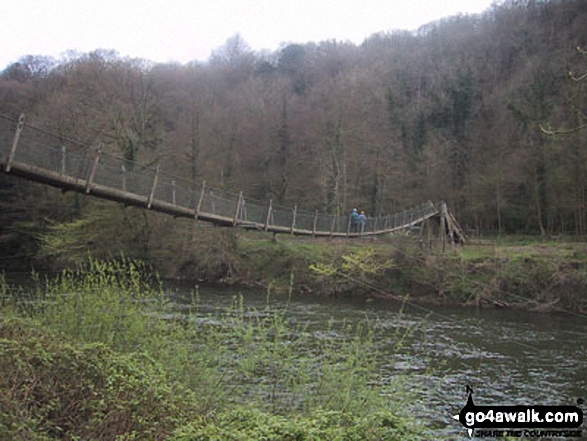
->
540, 123, 587, 135
569, 71, 587, 82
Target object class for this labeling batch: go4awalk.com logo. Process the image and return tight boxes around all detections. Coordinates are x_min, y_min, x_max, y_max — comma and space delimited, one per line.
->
452, 386, 584, 438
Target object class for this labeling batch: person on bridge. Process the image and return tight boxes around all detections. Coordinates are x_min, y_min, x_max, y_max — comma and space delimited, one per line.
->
350, 208, 359, 232
358, 211, 367, 233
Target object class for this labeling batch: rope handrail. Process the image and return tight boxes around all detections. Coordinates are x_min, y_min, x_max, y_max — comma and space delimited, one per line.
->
0, 113, 446, 237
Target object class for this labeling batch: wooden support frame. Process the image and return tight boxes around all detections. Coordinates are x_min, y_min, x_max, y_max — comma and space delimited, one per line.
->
447, 211, 466, 244
422, 218, 431, 255
440, 202, 447, 253
5, 113, 25, 172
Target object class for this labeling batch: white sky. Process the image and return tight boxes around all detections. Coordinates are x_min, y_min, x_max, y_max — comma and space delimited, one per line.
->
0, 0, 497, 70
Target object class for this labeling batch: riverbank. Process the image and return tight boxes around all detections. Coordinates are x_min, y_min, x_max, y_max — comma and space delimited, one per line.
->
2, 248, 585, 439
0, 260, 427, 440
174, 232, 587, 314
6, 221, 587, 313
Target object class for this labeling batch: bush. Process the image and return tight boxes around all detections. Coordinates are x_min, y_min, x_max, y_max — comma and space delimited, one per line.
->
0, 317, 191, 441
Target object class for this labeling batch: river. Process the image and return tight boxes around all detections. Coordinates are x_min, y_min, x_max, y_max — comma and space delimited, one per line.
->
171, 284, 587, 439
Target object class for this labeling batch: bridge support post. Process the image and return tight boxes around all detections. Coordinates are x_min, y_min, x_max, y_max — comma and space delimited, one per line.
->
330, 216, 335, 237
423, 219, 432, 255
312, 210, 318, 236
446, 211, 458, 247
264, 199, 273, 231
5, 113, 25, 172
346, 215, 351, 237
291, 205, 297, 234
234, 191, 244, 225
195, 180, 206, 221
171, 180, 176, 205
60, 146, 66, 175
86, 144, 102, 193
121, 164, 127, 191
147, 165, 160, 209
440, 202, 447, 253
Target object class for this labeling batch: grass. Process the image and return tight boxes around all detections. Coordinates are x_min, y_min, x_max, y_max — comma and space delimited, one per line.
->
431, 238, 587, 310
456, 238, 587, 262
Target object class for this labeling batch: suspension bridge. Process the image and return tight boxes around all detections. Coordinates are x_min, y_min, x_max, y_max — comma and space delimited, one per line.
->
0, 113, 465, 242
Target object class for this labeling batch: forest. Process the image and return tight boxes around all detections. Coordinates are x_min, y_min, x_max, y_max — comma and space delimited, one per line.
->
0, 0, 586, 272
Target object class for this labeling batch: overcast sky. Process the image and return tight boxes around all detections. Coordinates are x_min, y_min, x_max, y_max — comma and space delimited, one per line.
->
1, 0, 497, 70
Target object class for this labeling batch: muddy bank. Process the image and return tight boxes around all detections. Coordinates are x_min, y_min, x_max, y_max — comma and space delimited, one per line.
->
10, 227, 586, 313
167, 233, 587, 314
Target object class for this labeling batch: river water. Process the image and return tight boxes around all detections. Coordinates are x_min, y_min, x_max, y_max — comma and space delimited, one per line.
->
172, 284, 587, 439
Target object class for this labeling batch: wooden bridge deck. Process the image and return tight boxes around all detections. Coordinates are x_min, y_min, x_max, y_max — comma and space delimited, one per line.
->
0, 113, 464, 241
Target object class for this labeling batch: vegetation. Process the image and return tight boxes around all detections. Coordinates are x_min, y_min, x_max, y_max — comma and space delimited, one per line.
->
239, 234, 587, 312
0, 260, 427, 440
2, 1, 585, 437
1, 0, 587, 274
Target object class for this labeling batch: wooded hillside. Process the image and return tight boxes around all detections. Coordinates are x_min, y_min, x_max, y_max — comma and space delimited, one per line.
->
1, 0, 586, 269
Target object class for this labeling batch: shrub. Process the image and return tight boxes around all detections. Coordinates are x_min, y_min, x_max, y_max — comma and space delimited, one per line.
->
171, 407, 422, 441
0, 317, 191, 441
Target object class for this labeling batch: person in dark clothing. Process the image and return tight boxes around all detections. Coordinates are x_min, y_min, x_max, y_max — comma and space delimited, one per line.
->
350, 208, 359, 232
